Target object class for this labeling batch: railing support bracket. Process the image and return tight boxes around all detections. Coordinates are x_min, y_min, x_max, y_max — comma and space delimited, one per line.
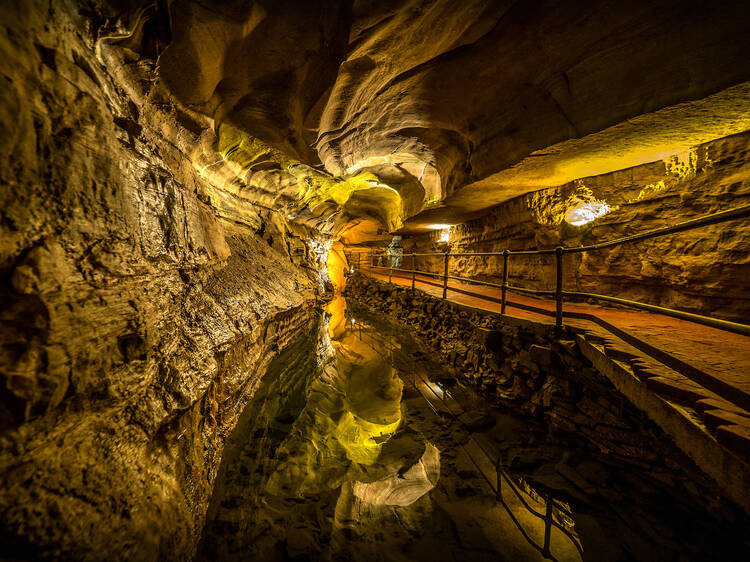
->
555, 246, 564, 338
442, 251, 450, 299
501, 249, 509, 315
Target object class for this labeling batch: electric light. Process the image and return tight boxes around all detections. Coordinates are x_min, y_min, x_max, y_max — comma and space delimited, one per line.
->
565, 199, 610, 226
426, 223, 452, 242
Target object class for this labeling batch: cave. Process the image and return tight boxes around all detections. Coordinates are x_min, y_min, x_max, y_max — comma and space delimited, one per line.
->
1, 1, 750, 561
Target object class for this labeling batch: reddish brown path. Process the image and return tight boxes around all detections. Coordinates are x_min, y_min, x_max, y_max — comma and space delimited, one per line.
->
360, 266, 750, 459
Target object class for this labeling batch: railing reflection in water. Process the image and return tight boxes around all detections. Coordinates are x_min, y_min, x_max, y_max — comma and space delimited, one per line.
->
360, 314, 583, 560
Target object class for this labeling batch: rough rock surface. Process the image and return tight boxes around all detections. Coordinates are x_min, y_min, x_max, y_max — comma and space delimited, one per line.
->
0, 2, 325, 559
2, 0, 750, 558
403, 133, 750, 321
151, 0, 750, 237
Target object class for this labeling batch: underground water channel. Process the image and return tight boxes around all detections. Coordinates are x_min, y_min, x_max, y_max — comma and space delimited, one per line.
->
196, 293, 750, 562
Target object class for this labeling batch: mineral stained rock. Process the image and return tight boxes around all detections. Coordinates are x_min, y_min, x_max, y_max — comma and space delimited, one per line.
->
2, 0, 750, 559
0, 2, 324, 559
404, 133, 750, 321
156, 0, 750, 238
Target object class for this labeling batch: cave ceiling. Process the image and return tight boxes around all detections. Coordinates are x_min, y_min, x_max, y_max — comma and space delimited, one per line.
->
133, 0, 750, 243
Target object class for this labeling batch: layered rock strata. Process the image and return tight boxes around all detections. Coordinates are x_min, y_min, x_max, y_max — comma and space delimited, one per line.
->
401, 132, 750, 321
139, 0, 750, 239
0, 2, 325, 559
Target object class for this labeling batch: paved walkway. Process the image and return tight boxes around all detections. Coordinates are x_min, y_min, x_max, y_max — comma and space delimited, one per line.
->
360, 266, 750, 461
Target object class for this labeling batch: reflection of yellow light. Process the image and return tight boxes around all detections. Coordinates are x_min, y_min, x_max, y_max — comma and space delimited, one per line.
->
325, 295, 347, 339
427, 223, 452, 230
336, 411, 401, 465
352, 443, 440, 507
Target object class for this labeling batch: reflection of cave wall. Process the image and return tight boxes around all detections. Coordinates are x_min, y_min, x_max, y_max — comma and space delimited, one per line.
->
0, 2, 324, 559
2, 0, 750, 558
198, 317, 326, 560
404, 133, 750, 321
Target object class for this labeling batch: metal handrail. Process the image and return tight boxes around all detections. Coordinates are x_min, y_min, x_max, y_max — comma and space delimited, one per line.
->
561, 291, 747, 334
355, 204, 750, 257
371, 266, 558, 297
346, 204, 750, 337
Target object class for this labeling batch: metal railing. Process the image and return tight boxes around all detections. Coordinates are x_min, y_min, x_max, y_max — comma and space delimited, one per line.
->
346, 204, 750, 338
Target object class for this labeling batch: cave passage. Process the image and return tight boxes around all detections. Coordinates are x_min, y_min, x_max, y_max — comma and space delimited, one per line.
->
3, 2, 750, 559
196, 296, 748, 562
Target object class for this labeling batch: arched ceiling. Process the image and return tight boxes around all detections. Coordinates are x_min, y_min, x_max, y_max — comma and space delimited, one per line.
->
147, 0, 750, 243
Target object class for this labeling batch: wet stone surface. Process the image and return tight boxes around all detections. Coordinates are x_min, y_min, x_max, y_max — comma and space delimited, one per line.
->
198, 293, 750, 561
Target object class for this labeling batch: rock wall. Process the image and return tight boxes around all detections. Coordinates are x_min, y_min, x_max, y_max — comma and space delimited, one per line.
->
0, 2, 325, 559
117, 0, 750, 240
402, 133, 750, 321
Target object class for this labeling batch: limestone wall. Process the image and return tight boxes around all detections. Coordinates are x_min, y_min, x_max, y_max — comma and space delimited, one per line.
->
402, 133, 750, 322
0, 2, 324, 559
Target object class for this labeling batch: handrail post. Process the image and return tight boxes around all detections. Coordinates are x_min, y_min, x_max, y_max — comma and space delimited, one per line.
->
542, 499, 553, 558
555, 246, 564, 337
411, 253, 416, 290
442, 251, 450, 299
388, 253, 393, 283
501, 249, 509, 314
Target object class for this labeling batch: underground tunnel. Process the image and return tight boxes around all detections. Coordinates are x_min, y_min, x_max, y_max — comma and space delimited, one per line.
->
1, 1, 750, 560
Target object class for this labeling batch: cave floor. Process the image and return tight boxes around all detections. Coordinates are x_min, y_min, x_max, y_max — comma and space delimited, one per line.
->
197, 296, 749, 561
361, 267, 750, 461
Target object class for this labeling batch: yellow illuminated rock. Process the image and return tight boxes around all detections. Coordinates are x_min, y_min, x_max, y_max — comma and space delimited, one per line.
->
326, 241, 348, 293
3, 0, 750, 558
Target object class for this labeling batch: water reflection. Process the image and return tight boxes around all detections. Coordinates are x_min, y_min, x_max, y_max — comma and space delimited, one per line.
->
199, 294, 750, 561
199, 296, 586, 561
260, 296, 411, 502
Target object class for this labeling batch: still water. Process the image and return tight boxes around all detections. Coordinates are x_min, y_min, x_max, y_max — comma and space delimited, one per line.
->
197, 295, 749, 561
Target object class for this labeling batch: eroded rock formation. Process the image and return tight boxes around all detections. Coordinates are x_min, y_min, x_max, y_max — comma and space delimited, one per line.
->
0, 2, 325, 558
1, 0, 749, 558
404, 133, 750, 321
97, 0, 750, 240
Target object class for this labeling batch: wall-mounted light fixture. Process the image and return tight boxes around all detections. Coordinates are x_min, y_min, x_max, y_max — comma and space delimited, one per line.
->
564, 199, 610, 226
428, 223, 453, 243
